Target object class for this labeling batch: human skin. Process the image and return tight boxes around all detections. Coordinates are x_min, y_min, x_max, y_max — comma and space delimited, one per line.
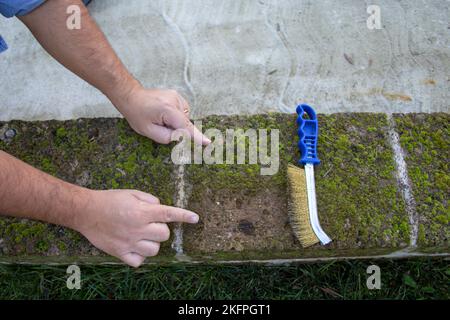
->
0, 0, 210, 267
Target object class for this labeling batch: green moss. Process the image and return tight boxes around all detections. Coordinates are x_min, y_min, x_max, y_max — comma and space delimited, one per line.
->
0, 118, 177, 257
0, 220, 58, 255
55, 127, 67, 139
313, 114, 409, 247
36, 240, 50, 253
5, 222, 46, 243
394, 113, 449, 247
57, 241, 67, 252
183, 113, 410, 256
120, 152, 138, 174
111, 120, 175, 205
186, 113, 289, 202
39, 158, 57, 175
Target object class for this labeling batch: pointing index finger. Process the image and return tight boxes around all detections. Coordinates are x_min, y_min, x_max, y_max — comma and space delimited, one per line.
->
150, 205, 200, 224
164, 108, 211, 146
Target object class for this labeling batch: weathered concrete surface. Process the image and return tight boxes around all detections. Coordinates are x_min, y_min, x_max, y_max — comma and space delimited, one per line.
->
0, 113, 447, 263
0, 0, 449, 121
183, 113, 416, 261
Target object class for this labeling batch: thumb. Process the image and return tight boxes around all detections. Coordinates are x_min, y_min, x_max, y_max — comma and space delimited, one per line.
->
163, 108, 211, 146
145, 124, 174, 144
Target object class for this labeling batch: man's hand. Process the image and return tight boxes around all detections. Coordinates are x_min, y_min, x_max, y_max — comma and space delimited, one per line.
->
78, 189, 199, 267
19, 0, 210, 147
9, 0, 206, 267
116, 86, 211, 145
0, 152, 199, 268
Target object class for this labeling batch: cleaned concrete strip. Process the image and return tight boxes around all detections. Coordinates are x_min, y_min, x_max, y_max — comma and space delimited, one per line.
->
387, 114, 418, 247
171, 164, 186, 255
1, 0, 449, 120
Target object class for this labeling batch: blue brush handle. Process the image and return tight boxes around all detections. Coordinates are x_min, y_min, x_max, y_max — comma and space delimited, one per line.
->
296, 104, 320, 165
0, 35, 8, 53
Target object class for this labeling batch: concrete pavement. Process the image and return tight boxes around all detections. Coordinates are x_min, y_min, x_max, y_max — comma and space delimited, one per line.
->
0, 0, 449, 120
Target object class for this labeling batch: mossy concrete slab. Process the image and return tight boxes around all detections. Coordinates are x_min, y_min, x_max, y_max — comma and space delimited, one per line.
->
394, 113, 449, 248
183, 113, 411, 259
0, 113, 448, 264
0, 119, 176, 260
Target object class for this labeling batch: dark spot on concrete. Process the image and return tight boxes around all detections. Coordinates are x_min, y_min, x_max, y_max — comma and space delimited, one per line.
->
88, 127, 99, 140
423, 79, 436, 85
236, 198, 242, 209
344, 53, 354, 65
383, 92, 412, 102
186, 65, 191, 82
238, 219, 255, 236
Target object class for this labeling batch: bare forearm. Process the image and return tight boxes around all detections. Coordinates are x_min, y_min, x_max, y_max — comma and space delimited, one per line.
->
18, 0, 211, 146
19, 0, 140, 109
0, 150, 90, 229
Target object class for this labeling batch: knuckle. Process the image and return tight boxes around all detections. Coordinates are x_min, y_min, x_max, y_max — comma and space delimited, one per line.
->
161, 103, 177, 115
157, 95, 173, 107
160, 100, 172, 109
126, 209, 138, 219
165, 97, 176, 105
137, 209, 149, 222
163, 208, 174, 222
138, 201, 148, 208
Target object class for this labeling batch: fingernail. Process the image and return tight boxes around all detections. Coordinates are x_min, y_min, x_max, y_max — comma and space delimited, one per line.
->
203, 137, 211, 144
189, 214, 199, 223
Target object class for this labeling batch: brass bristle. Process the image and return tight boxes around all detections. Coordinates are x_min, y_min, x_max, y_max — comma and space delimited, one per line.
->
287, 164, 319, 248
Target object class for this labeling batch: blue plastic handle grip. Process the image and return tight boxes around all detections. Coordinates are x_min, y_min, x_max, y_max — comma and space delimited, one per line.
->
296, 104, 320, 165
0, 35, 8, 53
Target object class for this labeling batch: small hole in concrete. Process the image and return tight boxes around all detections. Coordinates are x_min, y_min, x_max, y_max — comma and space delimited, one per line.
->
238, 219, 255, 236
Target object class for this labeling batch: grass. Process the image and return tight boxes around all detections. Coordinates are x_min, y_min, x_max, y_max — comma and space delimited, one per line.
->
0, 258, 448, 299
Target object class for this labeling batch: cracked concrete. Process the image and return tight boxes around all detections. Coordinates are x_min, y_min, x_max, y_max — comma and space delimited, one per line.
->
0, 0, 449, 121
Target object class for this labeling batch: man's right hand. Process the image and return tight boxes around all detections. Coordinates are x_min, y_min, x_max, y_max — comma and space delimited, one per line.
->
76, 189, 199, 267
